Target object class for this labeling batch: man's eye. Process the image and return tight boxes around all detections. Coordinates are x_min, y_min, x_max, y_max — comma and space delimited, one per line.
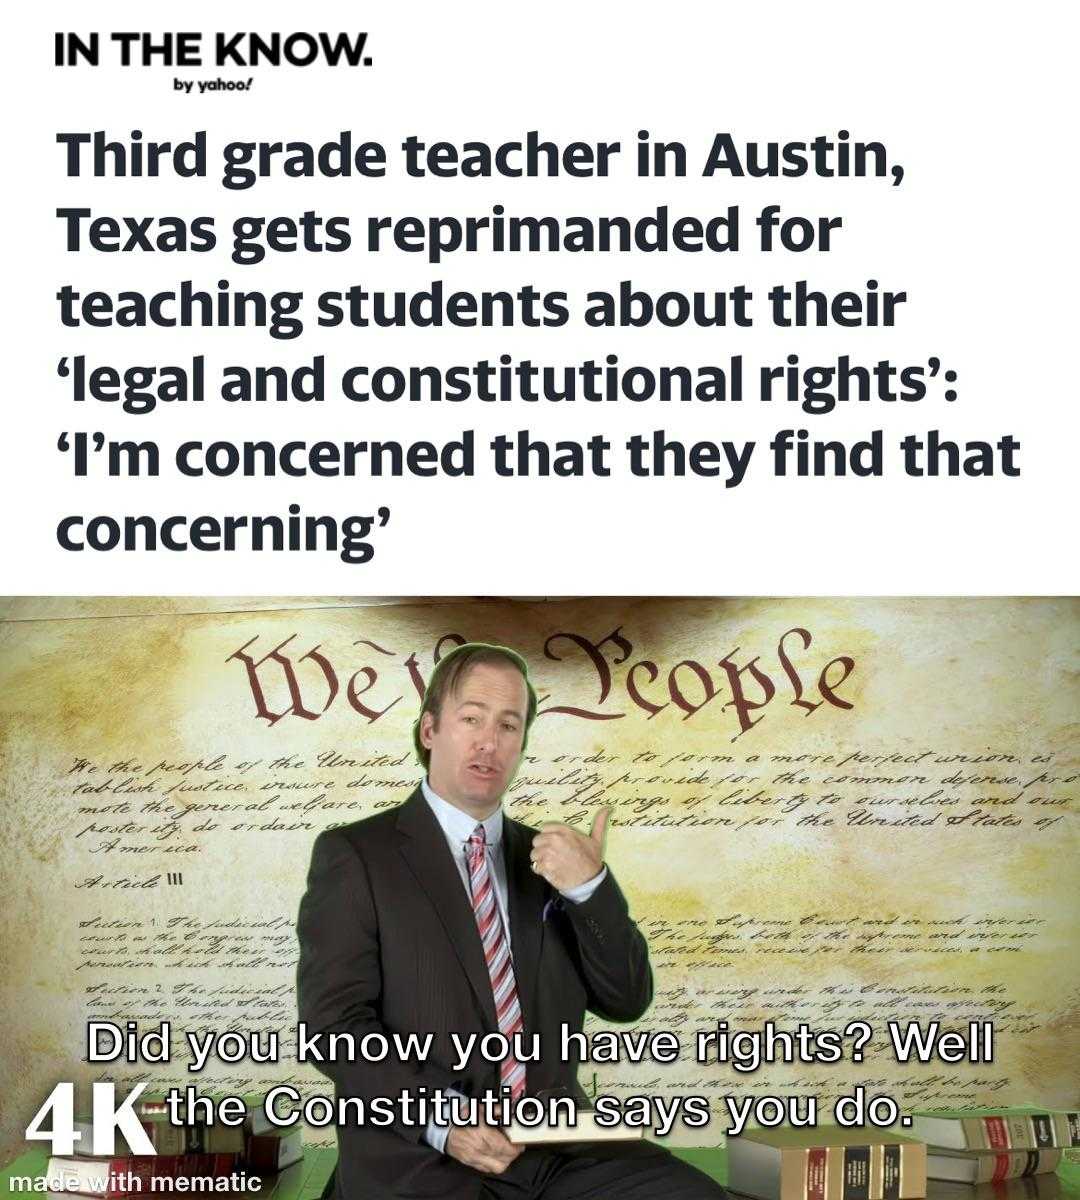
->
502, 723, 519, 732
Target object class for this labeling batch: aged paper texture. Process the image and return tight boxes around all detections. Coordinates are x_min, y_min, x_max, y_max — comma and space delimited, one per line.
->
0, 597, 1077, 1153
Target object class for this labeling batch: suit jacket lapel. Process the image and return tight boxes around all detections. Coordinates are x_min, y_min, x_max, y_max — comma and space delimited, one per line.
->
503, 816, 546, 1038
396, 788, 498, 1030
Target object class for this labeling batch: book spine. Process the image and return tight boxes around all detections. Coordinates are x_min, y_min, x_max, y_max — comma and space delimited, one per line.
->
126, 1159, 156, 1194
203, 1127, 246, 1154
983, 1116, 1013, 1150
1061, 1112, 1080, 1148
1030, 1114, 1055, 1148
208, 1152, 238, 1178
150, 1123, 186, 1157
990, 1153, 1013, 1182
806, 1147, 828, 1200
247, 1135, 291, 1171
179, 1152, 205, 1177
898, 1141, 926, 1198
977, 1149, 1062, 1182
991, 1114, 1079, 1151
942, 1111, 1080, 1150
1006, 1116, 1032, 1149
102, 1159, 127, 1200
153, 1155, 180, 1181
881, 1145, 901, 1200
96, 1157, 151, 1198
840, 1145, 871, 1200
1031, 1149, 1060, 1176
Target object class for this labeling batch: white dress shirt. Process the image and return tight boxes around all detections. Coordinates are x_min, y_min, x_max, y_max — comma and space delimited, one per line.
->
419, 777, 607, 1150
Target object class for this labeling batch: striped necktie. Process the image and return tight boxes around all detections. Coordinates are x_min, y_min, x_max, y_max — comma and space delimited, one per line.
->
466, 824, 527, 1100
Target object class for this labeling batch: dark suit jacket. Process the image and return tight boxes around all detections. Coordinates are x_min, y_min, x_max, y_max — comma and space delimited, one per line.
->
295, 786, 653, 1200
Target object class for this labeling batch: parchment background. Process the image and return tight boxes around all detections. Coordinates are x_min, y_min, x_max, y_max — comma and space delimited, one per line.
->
0, 596, 1077, 1158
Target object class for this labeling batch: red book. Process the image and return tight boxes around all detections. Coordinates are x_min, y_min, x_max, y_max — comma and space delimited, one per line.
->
246, 1130, 303, 1172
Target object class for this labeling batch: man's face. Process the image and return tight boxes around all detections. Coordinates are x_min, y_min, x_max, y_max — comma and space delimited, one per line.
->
420, 661, 528, 818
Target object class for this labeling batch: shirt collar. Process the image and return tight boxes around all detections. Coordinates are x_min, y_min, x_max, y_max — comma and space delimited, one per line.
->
421, 777, 504, 848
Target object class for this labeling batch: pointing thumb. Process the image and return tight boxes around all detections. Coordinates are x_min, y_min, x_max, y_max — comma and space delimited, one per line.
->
590, 807, 611, 850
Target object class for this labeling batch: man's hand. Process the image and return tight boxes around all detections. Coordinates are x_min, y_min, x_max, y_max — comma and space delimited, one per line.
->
445, 1122, 523, 1175
530, 808, 609, 891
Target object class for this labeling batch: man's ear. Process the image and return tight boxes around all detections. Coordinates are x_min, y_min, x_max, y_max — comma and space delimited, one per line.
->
419, 711, 436, 748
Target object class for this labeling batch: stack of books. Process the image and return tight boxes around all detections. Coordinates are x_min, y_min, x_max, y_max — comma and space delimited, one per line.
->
727, 1126, 928, 1200
244, 1109, 305, 1173
42, 1103, 301, 1196
911, 1108, 1078, 1190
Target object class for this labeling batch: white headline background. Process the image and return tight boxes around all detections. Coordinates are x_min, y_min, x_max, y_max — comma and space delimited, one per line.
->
1, 1, 1076, 594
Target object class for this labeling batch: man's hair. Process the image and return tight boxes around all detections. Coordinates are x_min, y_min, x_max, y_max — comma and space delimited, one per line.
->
412, 642, 538, 770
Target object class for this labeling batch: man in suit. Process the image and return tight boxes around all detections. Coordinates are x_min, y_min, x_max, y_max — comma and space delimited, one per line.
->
296, 642, 725, 1199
